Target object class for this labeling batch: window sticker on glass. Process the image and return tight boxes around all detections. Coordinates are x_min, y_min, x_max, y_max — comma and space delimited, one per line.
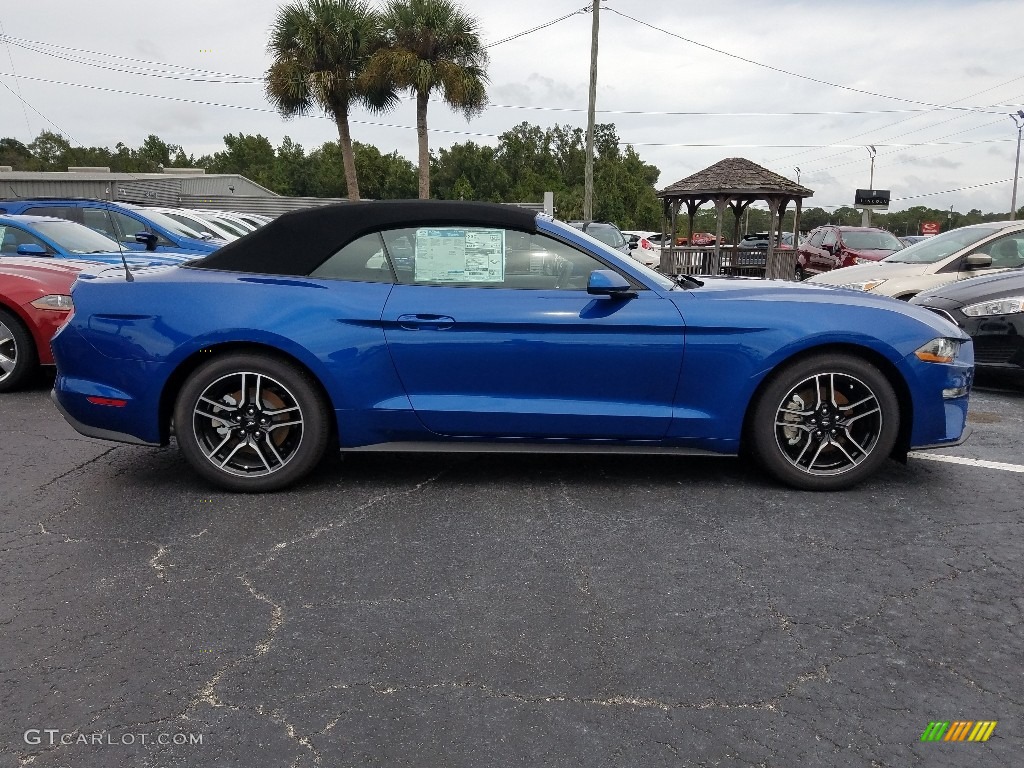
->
414, 227, 505, 283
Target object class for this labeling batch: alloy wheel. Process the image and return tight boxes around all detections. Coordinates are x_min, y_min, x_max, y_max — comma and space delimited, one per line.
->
191, 371, 304, 478
774, 372, 883, 476
0, 319, 17, 383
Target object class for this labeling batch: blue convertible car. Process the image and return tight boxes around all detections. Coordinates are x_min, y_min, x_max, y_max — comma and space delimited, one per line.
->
51, 201, 973, 492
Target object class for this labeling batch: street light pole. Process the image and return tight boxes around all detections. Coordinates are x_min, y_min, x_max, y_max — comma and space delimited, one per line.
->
794, 166, 801, 185
862, 146, 876, 227
1010, 111, 1024, 220
583, 0, 600, 222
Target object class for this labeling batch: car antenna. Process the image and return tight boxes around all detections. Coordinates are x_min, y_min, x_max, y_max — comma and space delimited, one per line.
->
113, 216, 134, 282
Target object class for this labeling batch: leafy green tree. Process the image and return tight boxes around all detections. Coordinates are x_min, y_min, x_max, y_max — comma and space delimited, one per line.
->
207, 133, 279, 189
27, 131, 72, 169
366, 0, 488, 198
0, 138, 37, 170
265, 0, 395, 200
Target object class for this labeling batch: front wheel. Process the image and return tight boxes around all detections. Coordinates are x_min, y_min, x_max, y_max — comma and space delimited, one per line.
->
0, 309, 37, 393
795, 265, 807, 281
748, 354, 900, 491
173, 353, 330, 492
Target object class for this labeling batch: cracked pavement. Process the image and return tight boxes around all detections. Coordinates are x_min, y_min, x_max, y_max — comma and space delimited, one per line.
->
1, 375, 1021, 767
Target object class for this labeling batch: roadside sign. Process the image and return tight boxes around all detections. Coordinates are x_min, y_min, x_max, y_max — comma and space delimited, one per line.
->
920, 221, 941, 235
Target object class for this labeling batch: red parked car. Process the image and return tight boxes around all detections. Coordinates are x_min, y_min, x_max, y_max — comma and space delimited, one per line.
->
796, 226, 903, 280
0, 258, 85, 391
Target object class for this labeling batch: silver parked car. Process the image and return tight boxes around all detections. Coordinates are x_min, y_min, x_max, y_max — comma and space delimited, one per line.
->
807, 221, 1024, 300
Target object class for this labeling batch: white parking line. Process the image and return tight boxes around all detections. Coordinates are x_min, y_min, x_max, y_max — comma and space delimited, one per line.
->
909, 452, 1024, 473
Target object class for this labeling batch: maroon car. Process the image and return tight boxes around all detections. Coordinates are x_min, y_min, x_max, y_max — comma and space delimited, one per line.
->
0, 258, 85, 391
796, 226, 903, 280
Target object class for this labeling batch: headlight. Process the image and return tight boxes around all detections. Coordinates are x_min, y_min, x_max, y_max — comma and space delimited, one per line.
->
852, 257, 874, 265
914, 337, 962, 364
961, 295, 1024, 317
840, 279, 887, 292
30, 294, 74, 311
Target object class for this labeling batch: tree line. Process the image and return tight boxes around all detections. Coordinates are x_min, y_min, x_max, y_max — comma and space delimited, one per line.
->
0, 127, 1015, 233
0, 123, 662, 229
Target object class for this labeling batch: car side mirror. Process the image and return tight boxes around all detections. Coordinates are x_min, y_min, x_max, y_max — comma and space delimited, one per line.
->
135, 232, 158, 251
964, 253, 992, 269
587, 269, 636, 298
16, 243, 48, 256
822, 242, 834, 252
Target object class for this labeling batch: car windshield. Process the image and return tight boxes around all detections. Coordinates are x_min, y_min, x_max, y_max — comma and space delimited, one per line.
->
32, 220, 122, 253
574, 223, 625, 248
161, 212, 221, 240
137, 209, 205, 239
884, 226, 1004, 264
842, 231, 903, 251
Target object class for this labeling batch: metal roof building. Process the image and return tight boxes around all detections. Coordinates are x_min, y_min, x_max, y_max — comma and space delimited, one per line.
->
0, 167, 348, 217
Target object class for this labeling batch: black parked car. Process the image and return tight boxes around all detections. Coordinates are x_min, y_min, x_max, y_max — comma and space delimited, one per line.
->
911, 268, 1024, 376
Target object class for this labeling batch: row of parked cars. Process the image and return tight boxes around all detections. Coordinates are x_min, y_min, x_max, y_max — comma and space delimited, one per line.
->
0, 198, 271, 390
606, 219, 1023, 382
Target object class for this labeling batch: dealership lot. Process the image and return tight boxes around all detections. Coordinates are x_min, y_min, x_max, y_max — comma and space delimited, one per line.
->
1, 377, 1021, 768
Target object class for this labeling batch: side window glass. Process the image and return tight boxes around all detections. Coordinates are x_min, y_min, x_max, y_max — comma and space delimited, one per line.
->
821, 230, 837, 247
0, 225, 48, 255
310, 233, 394, 283
26, 206, 75, 222
981, 235, 1024, 268
108, 210, 170, 246
387, 226, 616, 290
81, 208, 117, 240
808, 231, 824, 247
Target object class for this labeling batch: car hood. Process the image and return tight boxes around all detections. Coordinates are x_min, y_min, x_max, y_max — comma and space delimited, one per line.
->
0, 257, 93, 280
846, 248, 898, 260
64, 251, 198, 268
673, 276, 967, 339
913, 267, 1024, 305
806, 260, 929, 285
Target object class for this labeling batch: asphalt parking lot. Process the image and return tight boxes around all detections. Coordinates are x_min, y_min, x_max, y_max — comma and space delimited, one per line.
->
2, 375, 1022, 768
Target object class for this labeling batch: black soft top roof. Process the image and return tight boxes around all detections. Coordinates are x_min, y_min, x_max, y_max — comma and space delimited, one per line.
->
190, 200, 539, 276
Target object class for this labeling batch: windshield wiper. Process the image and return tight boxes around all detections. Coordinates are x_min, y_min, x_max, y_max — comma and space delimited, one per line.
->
672, 273, 704, 288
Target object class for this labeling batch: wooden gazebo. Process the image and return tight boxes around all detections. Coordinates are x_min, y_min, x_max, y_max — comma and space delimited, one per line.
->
657, 157, 813, 280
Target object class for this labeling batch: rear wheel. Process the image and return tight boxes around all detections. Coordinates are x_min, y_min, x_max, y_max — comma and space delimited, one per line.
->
0, 309, 37, 393
749, 354, 900, 491
173, 353, 330, 492
795, 265, 807, 281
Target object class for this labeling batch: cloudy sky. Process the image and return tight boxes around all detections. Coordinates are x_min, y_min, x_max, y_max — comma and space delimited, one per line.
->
2, 0, 1024, 214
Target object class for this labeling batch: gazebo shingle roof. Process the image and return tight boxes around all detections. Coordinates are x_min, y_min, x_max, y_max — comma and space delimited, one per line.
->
659, 157, 812, 198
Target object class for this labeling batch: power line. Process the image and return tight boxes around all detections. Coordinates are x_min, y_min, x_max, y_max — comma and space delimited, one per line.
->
602, 6, 1010, 113
0, 77, 77, 144
485, 6, 588, 47
4, 71, 1020, 154
0, 22, 31, 136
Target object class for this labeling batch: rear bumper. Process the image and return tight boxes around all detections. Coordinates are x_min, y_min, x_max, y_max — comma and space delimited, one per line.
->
51, 389, 160, 446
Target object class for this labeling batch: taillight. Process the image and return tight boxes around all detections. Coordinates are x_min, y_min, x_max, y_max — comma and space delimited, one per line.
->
640, 238, 652, 249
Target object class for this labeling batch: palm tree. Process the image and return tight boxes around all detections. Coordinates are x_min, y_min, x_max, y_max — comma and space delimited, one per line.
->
367, 0, 488, 198
265, 0, 395, 201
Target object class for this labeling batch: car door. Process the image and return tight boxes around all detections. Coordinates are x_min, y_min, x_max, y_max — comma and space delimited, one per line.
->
799, 229, 824, 273
819, 228, 839, 271
959, 232, 1024, 279
379, 224, 685, 439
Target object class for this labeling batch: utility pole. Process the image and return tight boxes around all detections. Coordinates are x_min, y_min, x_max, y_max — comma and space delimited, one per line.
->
861, 146, 876, 227
583, 0, 600, 222
1010, 111, 1024, 220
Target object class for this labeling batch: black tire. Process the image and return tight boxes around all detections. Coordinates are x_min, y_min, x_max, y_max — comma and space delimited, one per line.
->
795, 265, 807, 281
0, 308, 38, 393
749, 353, 900, 491
173, 353, 330, 492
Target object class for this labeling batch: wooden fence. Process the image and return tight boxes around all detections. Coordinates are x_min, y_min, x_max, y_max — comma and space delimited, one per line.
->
659, 247, 798, 280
